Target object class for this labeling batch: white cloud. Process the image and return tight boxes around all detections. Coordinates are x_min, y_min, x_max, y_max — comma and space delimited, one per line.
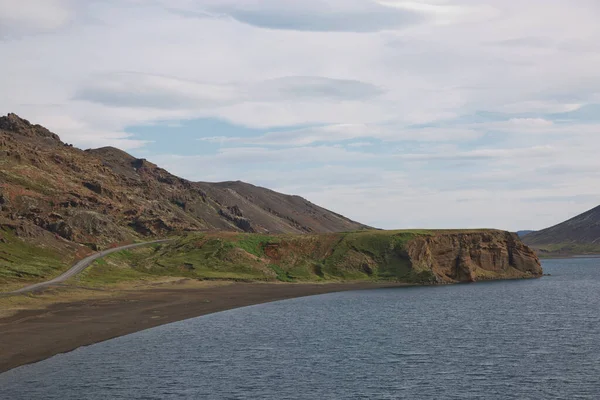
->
492, 101, 583, 114
256, 76, 384, 101
76, 72, 242, 109
0, 0, 74, 37
166, 0, 426, 32
401, 145, 556, 162
76, 73, 384, 111
377, 0, 499, 24
199, 124, 481, 146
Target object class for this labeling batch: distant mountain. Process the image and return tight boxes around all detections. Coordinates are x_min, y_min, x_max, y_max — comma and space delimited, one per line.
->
522, 205, 600, 255
0, 113, 368, 250
516, 230, 535, 238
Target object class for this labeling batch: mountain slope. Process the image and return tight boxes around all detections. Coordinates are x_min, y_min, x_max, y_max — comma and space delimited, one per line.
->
0, 113, 367, 252
516, 230, 535, 238
523, 205, 600, 255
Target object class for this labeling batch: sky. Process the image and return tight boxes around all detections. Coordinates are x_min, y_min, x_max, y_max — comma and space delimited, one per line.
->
1, 0, 600, 231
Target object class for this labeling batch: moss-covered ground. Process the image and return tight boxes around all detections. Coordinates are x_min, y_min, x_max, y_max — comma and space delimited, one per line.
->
0, 228, 69, 287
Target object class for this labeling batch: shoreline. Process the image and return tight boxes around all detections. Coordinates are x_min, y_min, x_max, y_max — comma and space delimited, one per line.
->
538, 254, 600, 260
0, 281, 408, 374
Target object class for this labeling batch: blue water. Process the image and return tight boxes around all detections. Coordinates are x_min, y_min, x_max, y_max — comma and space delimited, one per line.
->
1, 259, 600, 399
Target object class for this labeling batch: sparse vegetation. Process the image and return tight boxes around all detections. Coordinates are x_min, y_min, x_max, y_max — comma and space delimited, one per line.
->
0, 228, 68, 286
234, 234, 279, 257
534, 243, 600, 258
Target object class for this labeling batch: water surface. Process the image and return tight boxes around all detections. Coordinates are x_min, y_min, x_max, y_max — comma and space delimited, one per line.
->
1, 259, 599, 399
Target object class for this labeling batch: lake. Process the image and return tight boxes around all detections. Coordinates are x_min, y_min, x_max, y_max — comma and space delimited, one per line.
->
1, 258, 599, 399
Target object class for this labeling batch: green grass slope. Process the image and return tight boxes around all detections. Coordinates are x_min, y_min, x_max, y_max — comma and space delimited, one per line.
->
0, 228, 69, 287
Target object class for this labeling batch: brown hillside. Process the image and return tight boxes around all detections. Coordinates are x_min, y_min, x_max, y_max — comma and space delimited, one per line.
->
0, 113, 368, 250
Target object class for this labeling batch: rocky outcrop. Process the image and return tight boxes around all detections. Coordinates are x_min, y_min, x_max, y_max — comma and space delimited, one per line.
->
218, 206, 255, 232
0, 113, 61, 142
406, 231, 542, 283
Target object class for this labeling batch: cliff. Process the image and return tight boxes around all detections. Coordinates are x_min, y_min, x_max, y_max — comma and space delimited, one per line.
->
405, 231, 542, 282
77, 230, 542, 285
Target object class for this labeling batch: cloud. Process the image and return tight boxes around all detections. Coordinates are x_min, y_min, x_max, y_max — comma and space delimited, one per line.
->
75, 72, 241, 109
169, 0, 426, 32
199, 124, 481, 146
346, 142, 373, 147
75, 73, 382, 111
490, 100, 582, 114
489, 37, 553, 48
0, 0, 74, 38
151, 145, 377, 181
401, 145, 556, 162
377, 0, 499, 24
256, 76, 384, 101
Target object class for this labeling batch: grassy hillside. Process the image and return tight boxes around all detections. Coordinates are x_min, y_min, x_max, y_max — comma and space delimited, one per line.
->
0, 229, 66, 285
70, 231, 434, 287
530, 243, 600, 258
0, 227, 89, 289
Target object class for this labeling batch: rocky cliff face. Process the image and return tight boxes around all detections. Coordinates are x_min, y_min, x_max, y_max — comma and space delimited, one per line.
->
406, 231, 542, 283
0, 114, 368, 251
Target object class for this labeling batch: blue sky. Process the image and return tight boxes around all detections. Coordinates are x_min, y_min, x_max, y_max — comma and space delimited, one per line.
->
2, 0, 600, 231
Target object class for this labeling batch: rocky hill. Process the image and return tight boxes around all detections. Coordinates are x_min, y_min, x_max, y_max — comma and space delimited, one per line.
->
523, 205, 600, 256
0, 113, 366, 251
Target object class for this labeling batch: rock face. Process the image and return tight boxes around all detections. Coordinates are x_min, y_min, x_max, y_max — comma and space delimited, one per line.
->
0, 114, 368, 250
406, 231, 542, 283
0, 113, 61, 142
